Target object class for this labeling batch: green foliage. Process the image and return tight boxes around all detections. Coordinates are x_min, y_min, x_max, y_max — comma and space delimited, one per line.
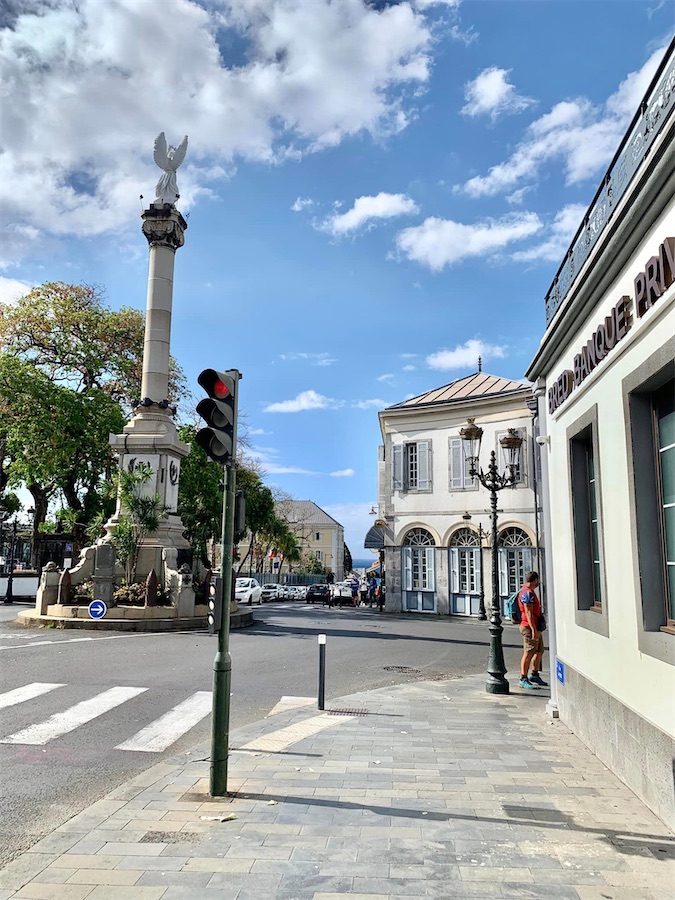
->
0, 282, 186, 552
111, 463, 165, 585
177, 425, 223, 565
343, 543, 353, 574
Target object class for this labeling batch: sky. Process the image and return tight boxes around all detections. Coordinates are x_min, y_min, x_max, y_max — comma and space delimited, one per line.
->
1, 0, 672, 557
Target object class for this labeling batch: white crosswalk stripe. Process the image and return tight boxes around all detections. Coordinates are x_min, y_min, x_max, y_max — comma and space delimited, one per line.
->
0, 682, 64, 710
0, 686, 147, 745
115, 691, 212, 752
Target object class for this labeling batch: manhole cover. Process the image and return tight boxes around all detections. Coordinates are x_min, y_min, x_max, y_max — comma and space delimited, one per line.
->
328, 708, 369, 716
383, 665, 421, 674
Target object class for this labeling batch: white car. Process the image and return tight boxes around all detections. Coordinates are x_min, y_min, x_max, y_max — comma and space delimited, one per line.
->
261, 583, 281, 602
235, 578, 262, 605
293, 585, 307, 600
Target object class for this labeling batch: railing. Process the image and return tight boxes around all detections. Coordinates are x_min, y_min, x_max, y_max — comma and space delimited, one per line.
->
545, 38, 675, 326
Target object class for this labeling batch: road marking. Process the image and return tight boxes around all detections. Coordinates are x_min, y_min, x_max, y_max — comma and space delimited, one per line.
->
238, 712, 354, 754
0, 686, 147, 745
0, 682, 64, 711
115, 691, 212, 752
267, 695, 316, 717
0, 633, 169, 651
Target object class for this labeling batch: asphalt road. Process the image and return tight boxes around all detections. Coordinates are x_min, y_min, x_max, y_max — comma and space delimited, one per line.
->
0, 600, 530, 866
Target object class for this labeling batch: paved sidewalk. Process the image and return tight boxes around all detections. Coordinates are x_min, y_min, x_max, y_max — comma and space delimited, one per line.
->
1, 674, 673, 900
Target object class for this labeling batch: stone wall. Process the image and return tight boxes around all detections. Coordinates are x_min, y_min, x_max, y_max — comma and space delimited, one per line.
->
557, 661, 675, 830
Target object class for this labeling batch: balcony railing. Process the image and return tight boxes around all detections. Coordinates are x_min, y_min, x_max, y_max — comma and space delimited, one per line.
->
545, 38, 675, 326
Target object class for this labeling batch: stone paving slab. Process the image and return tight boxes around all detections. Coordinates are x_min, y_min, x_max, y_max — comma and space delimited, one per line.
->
1, 674, 674, 899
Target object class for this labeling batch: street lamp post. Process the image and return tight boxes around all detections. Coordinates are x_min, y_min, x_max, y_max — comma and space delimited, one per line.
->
460, 420, 523, 694
4, 520, 18, 605
478, 523, 487, 621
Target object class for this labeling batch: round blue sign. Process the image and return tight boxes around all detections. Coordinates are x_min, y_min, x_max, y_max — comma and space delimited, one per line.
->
88, 600, 107, 619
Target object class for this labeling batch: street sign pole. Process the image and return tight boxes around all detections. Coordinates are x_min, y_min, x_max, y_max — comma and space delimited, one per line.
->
209, 371, 240, 797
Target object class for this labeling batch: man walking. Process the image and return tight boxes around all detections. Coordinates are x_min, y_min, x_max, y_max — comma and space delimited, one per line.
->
517, 571, 547, 690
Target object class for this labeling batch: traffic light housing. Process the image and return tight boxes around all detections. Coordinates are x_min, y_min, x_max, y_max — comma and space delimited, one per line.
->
196, 369, 239, 465
207, 576, 223, 634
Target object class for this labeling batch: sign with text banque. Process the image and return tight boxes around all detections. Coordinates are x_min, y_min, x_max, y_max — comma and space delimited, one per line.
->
548, 236, 674, 414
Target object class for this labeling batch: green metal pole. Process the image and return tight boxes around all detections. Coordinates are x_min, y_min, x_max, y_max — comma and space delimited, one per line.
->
210, 463, 236, 795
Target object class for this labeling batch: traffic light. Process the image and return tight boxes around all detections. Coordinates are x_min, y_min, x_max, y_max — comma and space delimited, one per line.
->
207, 576, 223, 634
196, 369, 239, 465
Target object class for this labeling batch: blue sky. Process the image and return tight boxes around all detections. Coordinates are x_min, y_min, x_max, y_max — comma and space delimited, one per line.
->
1, 0, 672, 555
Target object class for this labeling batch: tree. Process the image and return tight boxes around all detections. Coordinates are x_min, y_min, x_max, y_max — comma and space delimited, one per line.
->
111, 464, 165, 586
177, 425, 223, 565
0, 282, 186, 557
343, 543, 353, 575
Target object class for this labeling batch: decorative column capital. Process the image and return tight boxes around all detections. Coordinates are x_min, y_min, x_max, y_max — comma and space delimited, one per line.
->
141, 203, 188, 251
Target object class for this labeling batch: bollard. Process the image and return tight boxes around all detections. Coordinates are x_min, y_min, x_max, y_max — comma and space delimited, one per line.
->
318, 633, 326, 710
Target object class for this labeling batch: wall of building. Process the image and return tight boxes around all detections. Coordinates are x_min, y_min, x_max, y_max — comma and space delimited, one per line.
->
380, 397, 539, 614
541, 196, 675, 826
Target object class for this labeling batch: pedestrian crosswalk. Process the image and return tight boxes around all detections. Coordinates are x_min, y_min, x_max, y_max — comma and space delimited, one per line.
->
0, 682, 212, 754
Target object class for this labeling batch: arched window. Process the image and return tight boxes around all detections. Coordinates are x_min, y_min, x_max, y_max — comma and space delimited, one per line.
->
449, 527, 480, 547
498, 527, 532, 547
403, 528, 435, 547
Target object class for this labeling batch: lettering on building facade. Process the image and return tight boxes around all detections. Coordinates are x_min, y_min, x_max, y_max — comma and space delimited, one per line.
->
548, 237, 673, 414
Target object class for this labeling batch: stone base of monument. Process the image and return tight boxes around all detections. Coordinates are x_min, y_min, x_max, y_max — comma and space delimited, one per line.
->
17, 603, 254, 632
30, 540, 254, 631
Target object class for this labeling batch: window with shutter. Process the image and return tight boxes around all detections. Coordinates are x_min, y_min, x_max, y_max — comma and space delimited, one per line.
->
392, 444, 403, 491
417, 440, 432, 491
449, 438, 476, 490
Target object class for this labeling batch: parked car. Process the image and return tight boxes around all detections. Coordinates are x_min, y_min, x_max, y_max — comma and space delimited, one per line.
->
291, 585, 307, 600
306, 583, 331, 604
330, 581, 356, 607
235, 578, 262, 605
261, 583, 281, 602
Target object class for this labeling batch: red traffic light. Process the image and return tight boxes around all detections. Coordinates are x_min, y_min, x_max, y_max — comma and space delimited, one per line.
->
213, 380, 230, 400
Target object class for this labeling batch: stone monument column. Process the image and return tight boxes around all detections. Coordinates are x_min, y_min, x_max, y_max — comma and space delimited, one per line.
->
139, 204, 185, 406
107, 201, 191, 579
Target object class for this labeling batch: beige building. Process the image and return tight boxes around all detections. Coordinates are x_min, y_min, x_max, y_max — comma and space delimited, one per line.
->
237, 500, 345, 581
526, 41, 675, 828
376, 371, 541, 616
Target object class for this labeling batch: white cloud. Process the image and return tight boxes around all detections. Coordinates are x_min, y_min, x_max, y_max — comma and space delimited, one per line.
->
279, 352, 337, 366
461, 67, 534, 121
426, 338, 506, 371
377, 373, 395, 382
1, 0, 434, 264
0, 276, 32, 305
402, 364, 416, 372
248, 427, 272, 435
330, 468, 355, 477
396, 212, 542, 271
505, 186, 533, 206
264, 390, 342, 413
247, 445, 319, 475
512, 203, 588, 263
291, 197, 314, 212
399, 352, 417, 359
322, 192, 419, 236
459, 46, 665, 198
352, 398, 387, 410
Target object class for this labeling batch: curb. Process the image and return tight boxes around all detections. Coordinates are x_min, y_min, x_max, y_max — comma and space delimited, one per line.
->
15, 608, 254, 632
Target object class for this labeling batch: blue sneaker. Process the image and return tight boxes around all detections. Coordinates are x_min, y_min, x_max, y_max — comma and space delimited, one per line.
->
518, 677, 539, 690
529, 673, 548, 687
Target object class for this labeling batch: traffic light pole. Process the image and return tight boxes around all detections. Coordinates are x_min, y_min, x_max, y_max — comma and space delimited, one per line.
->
210, 460, 236, 796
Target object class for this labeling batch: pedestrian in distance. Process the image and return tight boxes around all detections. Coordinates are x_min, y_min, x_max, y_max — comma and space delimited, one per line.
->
517, 571, 547, 689
350, 577, 359, 607
359, 579, 368, 606
368, 575, 377, 607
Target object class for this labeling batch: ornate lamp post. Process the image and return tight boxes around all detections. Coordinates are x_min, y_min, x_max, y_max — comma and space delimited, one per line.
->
3, 519, 18, 605
460, 419, 523, 694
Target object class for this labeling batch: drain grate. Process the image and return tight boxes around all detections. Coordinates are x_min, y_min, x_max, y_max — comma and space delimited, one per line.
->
140, 831, 201, 844
328, 708, 369, 716
383, 665, 421, 674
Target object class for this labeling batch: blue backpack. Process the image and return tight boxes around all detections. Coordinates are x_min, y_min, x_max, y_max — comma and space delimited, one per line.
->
506, 591, 522, 624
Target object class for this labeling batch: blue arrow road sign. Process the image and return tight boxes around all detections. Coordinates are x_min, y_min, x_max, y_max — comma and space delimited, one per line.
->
88, 600, 107, 619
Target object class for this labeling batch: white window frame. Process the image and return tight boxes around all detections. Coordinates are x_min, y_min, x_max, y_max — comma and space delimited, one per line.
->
448, 438, 478, 491
392, 440, 432, 493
